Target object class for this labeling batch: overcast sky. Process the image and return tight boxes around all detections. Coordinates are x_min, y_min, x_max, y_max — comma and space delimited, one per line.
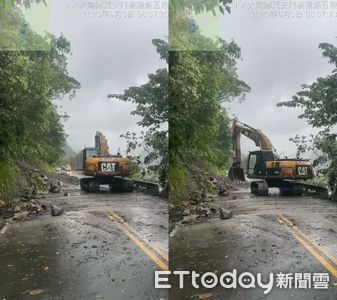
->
49, 0, 167, 154
219, 1, 336, 157
32, 1, 336, 159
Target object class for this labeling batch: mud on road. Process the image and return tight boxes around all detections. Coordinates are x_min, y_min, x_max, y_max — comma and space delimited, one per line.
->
0, 176, 168, 300
170, 188, 337, 300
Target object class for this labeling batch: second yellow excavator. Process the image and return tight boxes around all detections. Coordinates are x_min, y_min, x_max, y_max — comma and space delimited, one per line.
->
229, 120, 315, 196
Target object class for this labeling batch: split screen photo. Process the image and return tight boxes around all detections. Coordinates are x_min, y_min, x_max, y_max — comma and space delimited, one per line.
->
0, 0, 337, 299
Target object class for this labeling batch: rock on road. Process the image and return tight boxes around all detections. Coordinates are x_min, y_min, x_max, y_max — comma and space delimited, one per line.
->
170, 188, 337, 299
0, 173, 168, 300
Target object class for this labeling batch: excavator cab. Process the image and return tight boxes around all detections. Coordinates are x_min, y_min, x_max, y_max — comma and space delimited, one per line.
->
82, 147, 98, 170
247, 150, 274, 178
229, 150, 275, 181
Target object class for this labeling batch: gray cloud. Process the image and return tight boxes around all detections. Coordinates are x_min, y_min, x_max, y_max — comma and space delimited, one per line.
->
50, 0, 167, 153
48, 1, 335, 159
219, 5, 336, 157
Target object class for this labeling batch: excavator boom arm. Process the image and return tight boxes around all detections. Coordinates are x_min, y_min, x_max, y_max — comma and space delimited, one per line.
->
229, 120, 274, 181
232, 120, 273, 166
95, 131, 110, 156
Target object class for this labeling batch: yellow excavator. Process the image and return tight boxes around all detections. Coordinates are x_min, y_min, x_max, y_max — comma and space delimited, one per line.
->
229, 120, 315, 196
80, 132, 134, 192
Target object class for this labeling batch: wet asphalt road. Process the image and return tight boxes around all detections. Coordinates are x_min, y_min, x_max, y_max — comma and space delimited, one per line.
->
0, 179, 168, 299
170, 188, 337, 299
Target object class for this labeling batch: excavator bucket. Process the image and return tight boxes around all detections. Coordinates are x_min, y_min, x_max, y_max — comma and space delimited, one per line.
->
229, 166, 245, 182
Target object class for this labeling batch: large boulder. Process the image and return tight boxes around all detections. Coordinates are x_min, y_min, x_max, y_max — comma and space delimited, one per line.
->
51, 205, 63, 216
48, 179, 61, 193
219, 208, 233, 220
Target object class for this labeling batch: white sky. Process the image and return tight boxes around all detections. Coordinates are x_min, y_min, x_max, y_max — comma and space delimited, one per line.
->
49, 0, 167, 154
219, 1, 337, 158
25, 1, 337, 159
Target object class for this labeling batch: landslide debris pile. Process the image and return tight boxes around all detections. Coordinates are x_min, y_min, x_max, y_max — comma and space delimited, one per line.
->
170, 168, 239, 226
0, 166, 79, 229
188, 170, 239, 202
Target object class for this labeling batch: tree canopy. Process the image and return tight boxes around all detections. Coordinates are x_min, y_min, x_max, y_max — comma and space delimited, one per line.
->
0, 35, 80, 164
0, 2, 80, 201
108, 40, 168, 188
169, 41, 250, 208
109, 0, 249, 205
168, 0, 250, 208
278, 42, 337, 199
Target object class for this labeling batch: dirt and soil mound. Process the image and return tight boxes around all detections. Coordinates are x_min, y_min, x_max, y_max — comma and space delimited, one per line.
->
0, 168, 80, 230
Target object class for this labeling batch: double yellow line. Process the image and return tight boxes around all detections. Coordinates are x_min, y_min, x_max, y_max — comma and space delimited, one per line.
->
108, 211, 168, 271
278, 215, 337, 278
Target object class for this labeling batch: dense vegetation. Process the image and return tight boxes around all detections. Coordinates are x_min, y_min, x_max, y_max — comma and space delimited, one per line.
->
111, 0, 249, 205
109, 40, 168, 189
169, 0, 233, 50
169, 46, 250, 208
0, 1, 80, 203
169, 0, 250, 209
278, 42, 337, 200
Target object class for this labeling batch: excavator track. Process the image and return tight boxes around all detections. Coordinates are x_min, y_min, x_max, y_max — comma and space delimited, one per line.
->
80, 177, 134, 193
249, 179, 329, 198
250, 181, 269, 196
283, 180, 329, 199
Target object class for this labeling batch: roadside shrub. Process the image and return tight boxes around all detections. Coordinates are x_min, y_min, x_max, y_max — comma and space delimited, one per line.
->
169, 163, 189, 210
0, 161, 19, 205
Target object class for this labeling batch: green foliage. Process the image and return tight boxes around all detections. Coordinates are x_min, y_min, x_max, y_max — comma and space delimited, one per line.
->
0, 36, 80, 164
169, 42, 250, 208
110, 0, 248, 205
109, 40, 168, 188
0, 1, 51, 51
110, 68, 168, 128
129, 160, 160, 183
0, 3, 80, 202
169, 163, 189, 210
278, 43, 337, 128
169, 0, 233, 50
0, 160, 19, 204
168, 0, 250, 208
278, 42, 337, 199
170, 45, 249, 160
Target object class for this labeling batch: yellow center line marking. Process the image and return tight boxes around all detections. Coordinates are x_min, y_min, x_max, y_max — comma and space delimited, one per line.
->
110, 211, 168, 262
279, 216, 294, 227
148, 243, 169, 262
107, 214, 168, 271
278, 215, 337, 279
280, 216, 337, 267
121, 227, 169, 271
292, 233, 337, 278
277, 218, 285, 225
